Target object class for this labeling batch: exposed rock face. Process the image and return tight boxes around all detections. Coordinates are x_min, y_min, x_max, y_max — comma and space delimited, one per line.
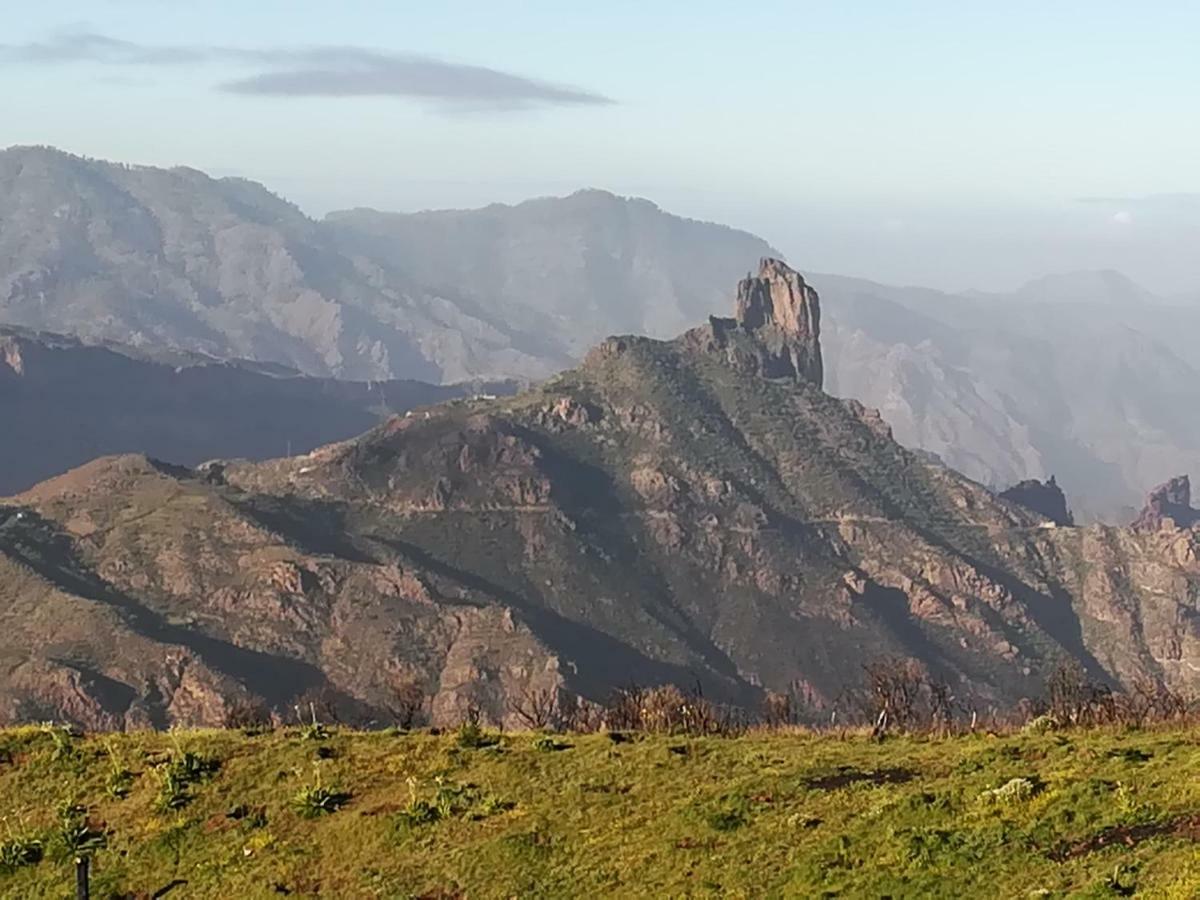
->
733, 258, 823, 386
1133, 475, 1198, 530
1000, 476, 1074, 526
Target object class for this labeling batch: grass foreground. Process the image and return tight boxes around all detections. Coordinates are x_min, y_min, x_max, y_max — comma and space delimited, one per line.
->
3, 725, 1200, 897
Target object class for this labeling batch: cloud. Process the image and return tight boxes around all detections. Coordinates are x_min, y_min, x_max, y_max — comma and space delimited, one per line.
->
0, 30, 614, 110
1110, 210, 1133, 226
218, 53, 611, 107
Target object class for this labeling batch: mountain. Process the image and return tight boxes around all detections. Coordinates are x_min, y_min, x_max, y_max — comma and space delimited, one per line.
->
2, 260, 1196, 729
0, 324, 515, 496
4, 145, 1200, 521
325, 190, 779, 359
0, 146, 773, 382
818, 273, 1200, 521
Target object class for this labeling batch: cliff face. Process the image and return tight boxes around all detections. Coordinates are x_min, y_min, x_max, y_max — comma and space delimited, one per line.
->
1, 262, 1197, 729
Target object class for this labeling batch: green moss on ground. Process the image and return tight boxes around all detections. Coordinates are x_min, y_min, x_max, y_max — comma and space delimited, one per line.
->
3, 726, 1200, 897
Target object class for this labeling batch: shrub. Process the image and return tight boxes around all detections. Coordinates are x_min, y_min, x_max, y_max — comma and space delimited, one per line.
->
292, 767, 350, 818
224, 698, 273, 733
395, 776, 512, 828
1023, 714, 1060, 735
978, 777, 1039, 805
456, 721, 499, 750
56, 801, 106, 859
706, 808, 747, 832
154, 743, 220, 813
41, 723, 79, 761
0, 824, 43, 873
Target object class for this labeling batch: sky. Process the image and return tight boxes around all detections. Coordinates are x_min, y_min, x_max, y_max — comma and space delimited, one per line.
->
2, 1, 1199, 294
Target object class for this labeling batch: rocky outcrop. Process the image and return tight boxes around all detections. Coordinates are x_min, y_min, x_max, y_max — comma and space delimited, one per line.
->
1000, 476, 1074, 526
731, 258, 823, 386
1133, 475, 1198, 531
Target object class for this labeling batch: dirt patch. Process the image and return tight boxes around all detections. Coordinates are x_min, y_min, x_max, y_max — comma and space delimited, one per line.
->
803, 766, 915, 790
1049, 813, 1200, 861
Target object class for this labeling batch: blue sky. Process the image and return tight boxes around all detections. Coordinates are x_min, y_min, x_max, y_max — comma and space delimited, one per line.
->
3, 1, 1199, 293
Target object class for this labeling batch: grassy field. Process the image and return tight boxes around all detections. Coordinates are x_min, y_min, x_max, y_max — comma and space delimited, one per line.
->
3, 724, 1200, 898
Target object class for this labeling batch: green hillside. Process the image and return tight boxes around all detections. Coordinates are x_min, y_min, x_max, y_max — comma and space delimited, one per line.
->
3, 724, 1200, 897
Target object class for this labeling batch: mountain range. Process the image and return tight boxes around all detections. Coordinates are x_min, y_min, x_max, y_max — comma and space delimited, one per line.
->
2, 146, 1198, 520
2, 260, 1197, 729
0, 324, 515, 496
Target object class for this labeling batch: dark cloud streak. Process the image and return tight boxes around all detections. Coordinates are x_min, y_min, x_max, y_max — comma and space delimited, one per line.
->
0, 30, 613, 109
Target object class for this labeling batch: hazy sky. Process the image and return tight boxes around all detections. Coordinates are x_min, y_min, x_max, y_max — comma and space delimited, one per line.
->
3, 1, 1199, 294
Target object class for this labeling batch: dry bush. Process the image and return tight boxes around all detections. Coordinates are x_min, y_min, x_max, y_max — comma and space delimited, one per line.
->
389, 679, 427, 729
508, 686, 565, 731
223, 697, 272, 731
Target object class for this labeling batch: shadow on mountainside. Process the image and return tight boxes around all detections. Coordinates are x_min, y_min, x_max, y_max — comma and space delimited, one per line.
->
0, 509, 338, 714
371, 532, 761, 709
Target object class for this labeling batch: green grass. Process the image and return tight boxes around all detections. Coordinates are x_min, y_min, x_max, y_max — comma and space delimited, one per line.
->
4, 726, 1200, 897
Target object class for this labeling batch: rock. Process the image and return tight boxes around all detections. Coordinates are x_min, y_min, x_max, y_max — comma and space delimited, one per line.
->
1133, 475, 1198, 531
733, 258, 823, 386
1000, 476, 1074, 526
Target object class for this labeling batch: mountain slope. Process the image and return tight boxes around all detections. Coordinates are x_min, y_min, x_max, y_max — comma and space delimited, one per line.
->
818, 273, 1200, 520
0, 147, 773, 382
325, 190, 779, 358
2, 261, 1197, 729
0, 325, 515, 495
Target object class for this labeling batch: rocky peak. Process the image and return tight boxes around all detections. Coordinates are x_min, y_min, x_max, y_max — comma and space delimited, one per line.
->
1000, 476, 1074, 526
1133, 475, 1198, 531
732, 258, 823, 387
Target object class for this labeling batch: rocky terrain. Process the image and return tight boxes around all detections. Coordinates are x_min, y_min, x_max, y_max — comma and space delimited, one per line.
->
1, 260, 1197, 730
0, 325, 515, 495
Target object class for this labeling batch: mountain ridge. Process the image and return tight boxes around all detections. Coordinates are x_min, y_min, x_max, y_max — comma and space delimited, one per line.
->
2, 260, 1196, 730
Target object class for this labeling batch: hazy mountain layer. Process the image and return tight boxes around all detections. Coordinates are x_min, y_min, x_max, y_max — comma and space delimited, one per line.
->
0, 146, 772, 383
818, 273, 1200, 521
0, 325, 514, 495
2, 262, 1196, 729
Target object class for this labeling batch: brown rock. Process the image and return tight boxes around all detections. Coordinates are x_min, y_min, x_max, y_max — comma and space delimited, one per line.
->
733, 258, 823, 386
1133, 475, 1197, 531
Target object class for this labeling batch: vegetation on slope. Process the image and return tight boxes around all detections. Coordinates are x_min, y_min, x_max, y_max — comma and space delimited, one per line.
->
4, 723, 1200, 897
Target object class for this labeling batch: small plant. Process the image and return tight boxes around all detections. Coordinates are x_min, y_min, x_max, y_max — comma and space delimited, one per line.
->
291, 766, 350, 818
1023, 714, 1060, 735
297, 703, 331, 742
706, 807, 747, 832
395, 775, 511, 828
456, 720, 498, 750
472, 794, 517, 820
155, 766, 192, 812
103, 740, 134, 800
0, 816, 44, 873
533, 735, 571, 752
978, 777, 1039, 805
153, 739, 220, 813
41, 723, 79, 761
56, 801, 106, 859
